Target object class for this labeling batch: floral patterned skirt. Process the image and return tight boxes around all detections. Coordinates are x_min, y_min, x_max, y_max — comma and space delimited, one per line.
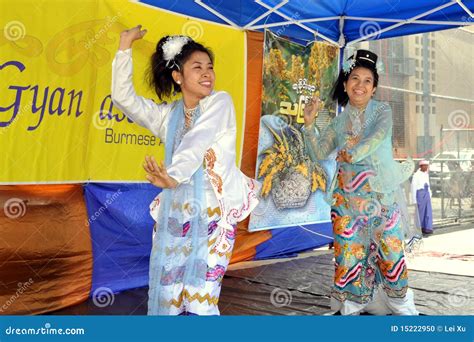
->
331, 164, 409, 304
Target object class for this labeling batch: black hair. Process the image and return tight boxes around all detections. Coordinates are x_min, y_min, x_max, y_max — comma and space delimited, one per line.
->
331, 58, 379, 106
147, 35, 214, 101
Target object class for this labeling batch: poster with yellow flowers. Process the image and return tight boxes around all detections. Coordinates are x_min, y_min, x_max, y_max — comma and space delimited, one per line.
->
249, 30, 339, 231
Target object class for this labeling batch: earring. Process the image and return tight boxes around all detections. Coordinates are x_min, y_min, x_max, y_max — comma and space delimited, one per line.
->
344, 88, 347, 92
177, 80, 181, 85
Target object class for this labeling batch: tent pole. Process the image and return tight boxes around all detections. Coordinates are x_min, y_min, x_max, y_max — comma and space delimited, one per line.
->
243, 0, 288, 29
250, 16, 470, 31
347, 0, 458, 45
456, 0, 474, 17
346, 16, 472, 26
248, 16, 340, 30
194, 0, 240, 28
338, 16, 345, 47
337, 46, 345, 116
256, 0, 340, 46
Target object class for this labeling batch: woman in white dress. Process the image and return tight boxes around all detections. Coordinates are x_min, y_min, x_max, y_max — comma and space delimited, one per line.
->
111, 25, 260, 315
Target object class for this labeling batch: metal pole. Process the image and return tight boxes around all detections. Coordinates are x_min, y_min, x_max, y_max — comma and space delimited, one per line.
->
440, 125, 445, 219
422, 33, 430, 155
457, 132, 461, 218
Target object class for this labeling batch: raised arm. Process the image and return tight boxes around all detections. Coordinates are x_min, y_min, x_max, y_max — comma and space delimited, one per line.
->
111, 25, 171, 141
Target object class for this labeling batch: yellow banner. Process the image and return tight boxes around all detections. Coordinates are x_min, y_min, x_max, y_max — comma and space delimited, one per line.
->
0, 0, 245, 183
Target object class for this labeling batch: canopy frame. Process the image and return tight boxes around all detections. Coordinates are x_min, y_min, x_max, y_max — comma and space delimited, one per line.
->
191, 0, 474, 47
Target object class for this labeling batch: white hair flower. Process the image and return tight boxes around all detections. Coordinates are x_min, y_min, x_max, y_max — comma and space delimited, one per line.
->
162, 35, 191, 68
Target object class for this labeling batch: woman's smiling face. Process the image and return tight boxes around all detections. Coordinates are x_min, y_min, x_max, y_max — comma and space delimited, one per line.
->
178, 51, 215, 101
344, 66, 376, 109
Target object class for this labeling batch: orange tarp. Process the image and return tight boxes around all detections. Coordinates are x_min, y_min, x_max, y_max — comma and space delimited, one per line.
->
0, 185, 92, 314
231, 31, 271, 264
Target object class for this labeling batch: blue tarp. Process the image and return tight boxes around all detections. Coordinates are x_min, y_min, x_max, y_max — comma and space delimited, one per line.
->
85, 183, 333, 293
84, 183, 160, 293
141, 0, 473, 45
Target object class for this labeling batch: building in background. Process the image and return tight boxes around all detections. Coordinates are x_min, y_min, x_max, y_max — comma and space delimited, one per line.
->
355, 26, 473, 158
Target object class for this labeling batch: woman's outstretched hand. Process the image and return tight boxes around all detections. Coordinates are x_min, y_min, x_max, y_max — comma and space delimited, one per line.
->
119, 25, 147, 50
303, 96, 320, 128
143, 155, 178, 189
